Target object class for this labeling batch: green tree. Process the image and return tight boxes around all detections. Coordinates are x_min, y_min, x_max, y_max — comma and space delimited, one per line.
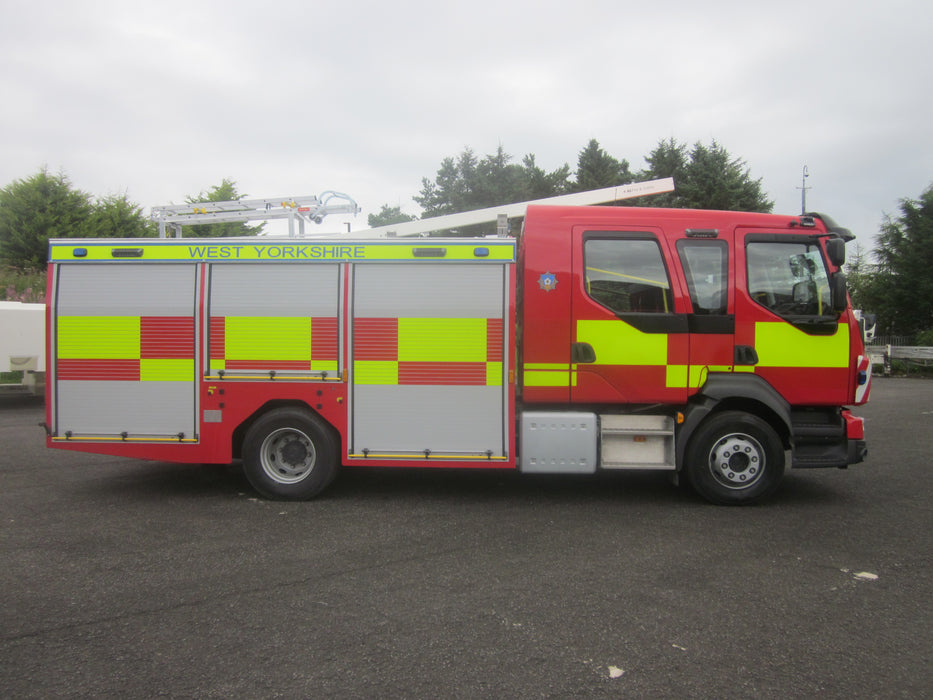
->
470, 145, 528, 207
863, 185, 933, 336
415, 149, 478, 217
0, 168, 94, 269
843, 241, 875, 313
0, 169, 159, 270
636, 137, 688, 208
92, 194, 157, 238
415, 145, 570, 219
183, 179, 264, 238
639, 138, 773, 212
521, 154, 571, 200
368, 204, 417, 228
410, 138, 774, 233
572, 139, 633, 192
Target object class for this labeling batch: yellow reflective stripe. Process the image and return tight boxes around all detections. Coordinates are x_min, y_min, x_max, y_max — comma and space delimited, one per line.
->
398, 318, 487, 362
52, 435, 198, 443
353, 363, 503, 385
755, 322, 849, 368
354, 360, 398, 384
58, 316, 140, 359
355, 361, 502, 385
576, 319, 667, 365
140, 359, 194, 381
524, 371, 570, 387
224, 317, 311, 361
666, 365, 688, 388
523, 365, 577, 387
310, 360, 339, 372
210, 358, 226, 371
50, 241, 515, 262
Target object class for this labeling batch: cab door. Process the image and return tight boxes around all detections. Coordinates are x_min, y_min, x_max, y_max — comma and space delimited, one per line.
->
570, 227, 690, 405
673, 234, 738, 392
735, 230, 850, 405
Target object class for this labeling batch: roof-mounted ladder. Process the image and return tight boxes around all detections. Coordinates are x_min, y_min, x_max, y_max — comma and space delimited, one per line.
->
343, 177, 674, 239
151, 190, 360, 238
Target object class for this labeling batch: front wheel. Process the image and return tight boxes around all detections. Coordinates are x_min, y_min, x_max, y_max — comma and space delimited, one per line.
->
242, 408, 338, 500
685, 411, 785, 505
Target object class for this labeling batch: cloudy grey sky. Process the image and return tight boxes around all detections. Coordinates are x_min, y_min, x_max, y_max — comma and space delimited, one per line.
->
2, 0, 930, 244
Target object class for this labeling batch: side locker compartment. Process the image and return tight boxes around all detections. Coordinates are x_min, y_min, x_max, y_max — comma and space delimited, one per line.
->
52, 263, 198, 439
206, 263, 341, 379
349, 262, 509, 459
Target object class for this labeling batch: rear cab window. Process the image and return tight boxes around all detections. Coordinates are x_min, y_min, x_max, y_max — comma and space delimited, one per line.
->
583, 237, 674, 315
676, 240, 728, 315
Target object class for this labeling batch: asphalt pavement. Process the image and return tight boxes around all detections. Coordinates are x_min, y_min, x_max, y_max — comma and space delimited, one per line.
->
1, 380, 931, 698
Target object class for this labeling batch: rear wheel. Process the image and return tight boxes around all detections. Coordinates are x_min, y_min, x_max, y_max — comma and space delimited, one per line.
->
242, 408, 338, 500
685, 411, 784, 505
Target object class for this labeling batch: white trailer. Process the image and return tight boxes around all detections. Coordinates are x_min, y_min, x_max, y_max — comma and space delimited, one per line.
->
0, 300, 46, 395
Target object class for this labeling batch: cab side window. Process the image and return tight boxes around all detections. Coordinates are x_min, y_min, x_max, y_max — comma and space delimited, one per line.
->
677, 240, 728, 315
746, 241, 832, 317
584, 237, 674, 314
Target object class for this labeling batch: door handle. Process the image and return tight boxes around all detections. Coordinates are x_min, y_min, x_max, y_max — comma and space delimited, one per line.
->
734, 345, 759, 366
572, 342, 596, 364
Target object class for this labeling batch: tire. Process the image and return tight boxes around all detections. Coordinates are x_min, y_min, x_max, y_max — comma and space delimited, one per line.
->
684, 411, 785, 505
242, 408, 338, 500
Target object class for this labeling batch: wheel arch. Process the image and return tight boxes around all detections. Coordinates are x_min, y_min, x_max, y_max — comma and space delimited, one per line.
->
676, 373, 792, 471
231, 399, 340, 460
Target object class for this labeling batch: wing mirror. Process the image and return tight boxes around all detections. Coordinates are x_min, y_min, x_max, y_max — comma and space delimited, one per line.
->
831, 271, 848, 313
826, 238, 846, 267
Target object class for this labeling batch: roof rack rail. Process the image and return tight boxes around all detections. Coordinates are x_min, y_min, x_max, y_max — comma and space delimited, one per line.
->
151, 191, 360, 238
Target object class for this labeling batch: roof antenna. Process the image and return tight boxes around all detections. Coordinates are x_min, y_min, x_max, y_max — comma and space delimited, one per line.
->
797, 165, 811, 214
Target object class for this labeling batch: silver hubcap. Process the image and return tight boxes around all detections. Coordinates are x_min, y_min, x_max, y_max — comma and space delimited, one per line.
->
259, 428, 316, 484
708, 433, 765, 490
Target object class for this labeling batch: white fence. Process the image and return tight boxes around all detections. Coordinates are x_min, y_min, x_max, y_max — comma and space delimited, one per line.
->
868, 345, 933, 375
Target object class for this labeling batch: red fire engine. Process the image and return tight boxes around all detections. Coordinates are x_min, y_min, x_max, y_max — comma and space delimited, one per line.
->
45, 182, 870, 504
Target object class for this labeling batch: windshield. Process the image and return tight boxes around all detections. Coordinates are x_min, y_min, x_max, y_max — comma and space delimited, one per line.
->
747, 241, 832, 317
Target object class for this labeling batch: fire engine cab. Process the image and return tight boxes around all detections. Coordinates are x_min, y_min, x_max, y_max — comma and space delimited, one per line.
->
45, 182, 870, 504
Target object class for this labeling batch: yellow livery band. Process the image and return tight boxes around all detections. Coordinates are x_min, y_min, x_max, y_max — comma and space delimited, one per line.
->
49, 241, 516, 263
